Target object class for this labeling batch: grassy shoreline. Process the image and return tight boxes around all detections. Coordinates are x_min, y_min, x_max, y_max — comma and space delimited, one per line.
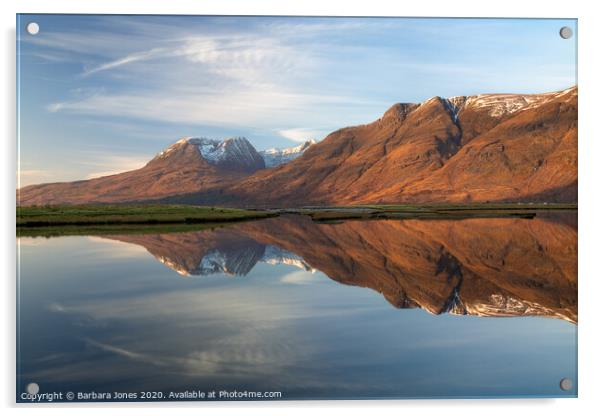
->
17, 203, 576, 230
16, 205, 277, 228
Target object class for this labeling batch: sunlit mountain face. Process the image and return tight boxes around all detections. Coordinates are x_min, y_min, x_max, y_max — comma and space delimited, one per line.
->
103, 213, 577, 323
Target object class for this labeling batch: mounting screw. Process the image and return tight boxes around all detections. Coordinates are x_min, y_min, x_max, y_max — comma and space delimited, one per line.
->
559, 26, 573, 39
559, 378, 573, 391
26, 382, 39, 395
26, 22, 40, 35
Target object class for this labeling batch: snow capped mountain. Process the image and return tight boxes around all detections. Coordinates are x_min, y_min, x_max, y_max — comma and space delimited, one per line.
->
156, 136, 265, 172
177, 244, 315, 277
260, 139, 316, 168
443, 86, 577, 118
154, 136, 317, 171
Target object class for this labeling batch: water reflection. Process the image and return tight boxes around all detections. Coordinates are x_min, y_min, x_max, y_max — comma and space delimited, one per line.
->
105, 214, 577, 323
17, 213, 577, 400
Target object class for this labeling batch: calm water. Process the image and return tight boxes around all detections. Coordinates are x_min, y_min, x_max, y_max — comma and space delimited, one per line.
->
17, 214, 577, 401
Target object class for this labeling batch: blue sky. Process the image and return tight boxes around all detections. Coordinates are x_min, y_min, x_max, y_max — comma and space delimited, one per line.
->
17, 15, 576, 186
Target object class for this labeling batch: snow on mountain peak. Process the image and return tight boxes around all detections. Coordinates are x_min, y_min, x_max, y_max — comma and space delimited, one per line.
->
175, 245, 315, 277
155, 136, 316, 170
446, 86, 577, 118
157, 136, 265, 171
260, 139, 316, 168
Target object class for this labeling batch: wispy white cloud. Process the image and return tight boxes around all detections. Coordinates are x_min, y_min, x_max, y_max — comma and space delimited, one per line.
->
82, 154, 149, 179
278, 127, 326, 142
47, 89, 382, 133
181, 36, 308, 74
37, 20, 391, 140
82, 47, 168, 76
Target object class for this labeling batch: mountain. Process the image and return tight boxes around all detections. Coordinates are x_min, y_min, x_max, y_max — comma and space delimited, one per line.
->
103, 213, 577, 323
259, 140, 316, 167
17, 136, 264, 205
210, 86, 576, 206
161, 137, 265, 172
107, 229, 315, 277
17, 87, 577, 206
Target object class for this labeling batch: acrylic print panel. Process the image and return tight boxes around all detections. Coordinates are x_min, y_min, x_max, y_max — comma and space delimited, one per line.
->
16, 15, 577, 402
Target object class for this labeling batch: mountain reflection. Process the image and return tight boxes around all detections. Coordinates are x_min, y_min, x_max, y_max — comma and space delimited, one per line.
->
106, 232, 315, 276
104, 213, 577, 323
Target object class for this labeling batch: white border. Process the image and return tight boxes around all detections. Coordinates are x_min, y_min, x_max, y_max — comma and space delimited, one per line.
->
3, 1, 602, 415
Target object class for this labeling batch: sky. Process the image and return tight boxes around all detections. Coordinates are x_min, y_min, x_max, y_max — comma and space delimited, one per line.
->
17, 15, 577, 186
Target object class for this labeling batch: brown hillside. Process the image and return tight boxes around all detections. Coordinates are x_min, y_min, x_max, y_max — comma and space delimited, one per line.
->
17, 139, 252, 205
220, 87, 577, 206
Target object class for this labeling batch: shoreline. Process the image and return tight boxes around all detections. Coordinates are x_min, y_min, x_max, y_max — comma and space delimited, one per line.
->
16, 203, 576, 237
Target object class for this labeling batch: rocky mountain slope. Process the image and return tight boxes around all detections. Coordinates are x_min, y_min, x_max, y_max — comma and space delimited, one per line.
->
208, 87, 577, 206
